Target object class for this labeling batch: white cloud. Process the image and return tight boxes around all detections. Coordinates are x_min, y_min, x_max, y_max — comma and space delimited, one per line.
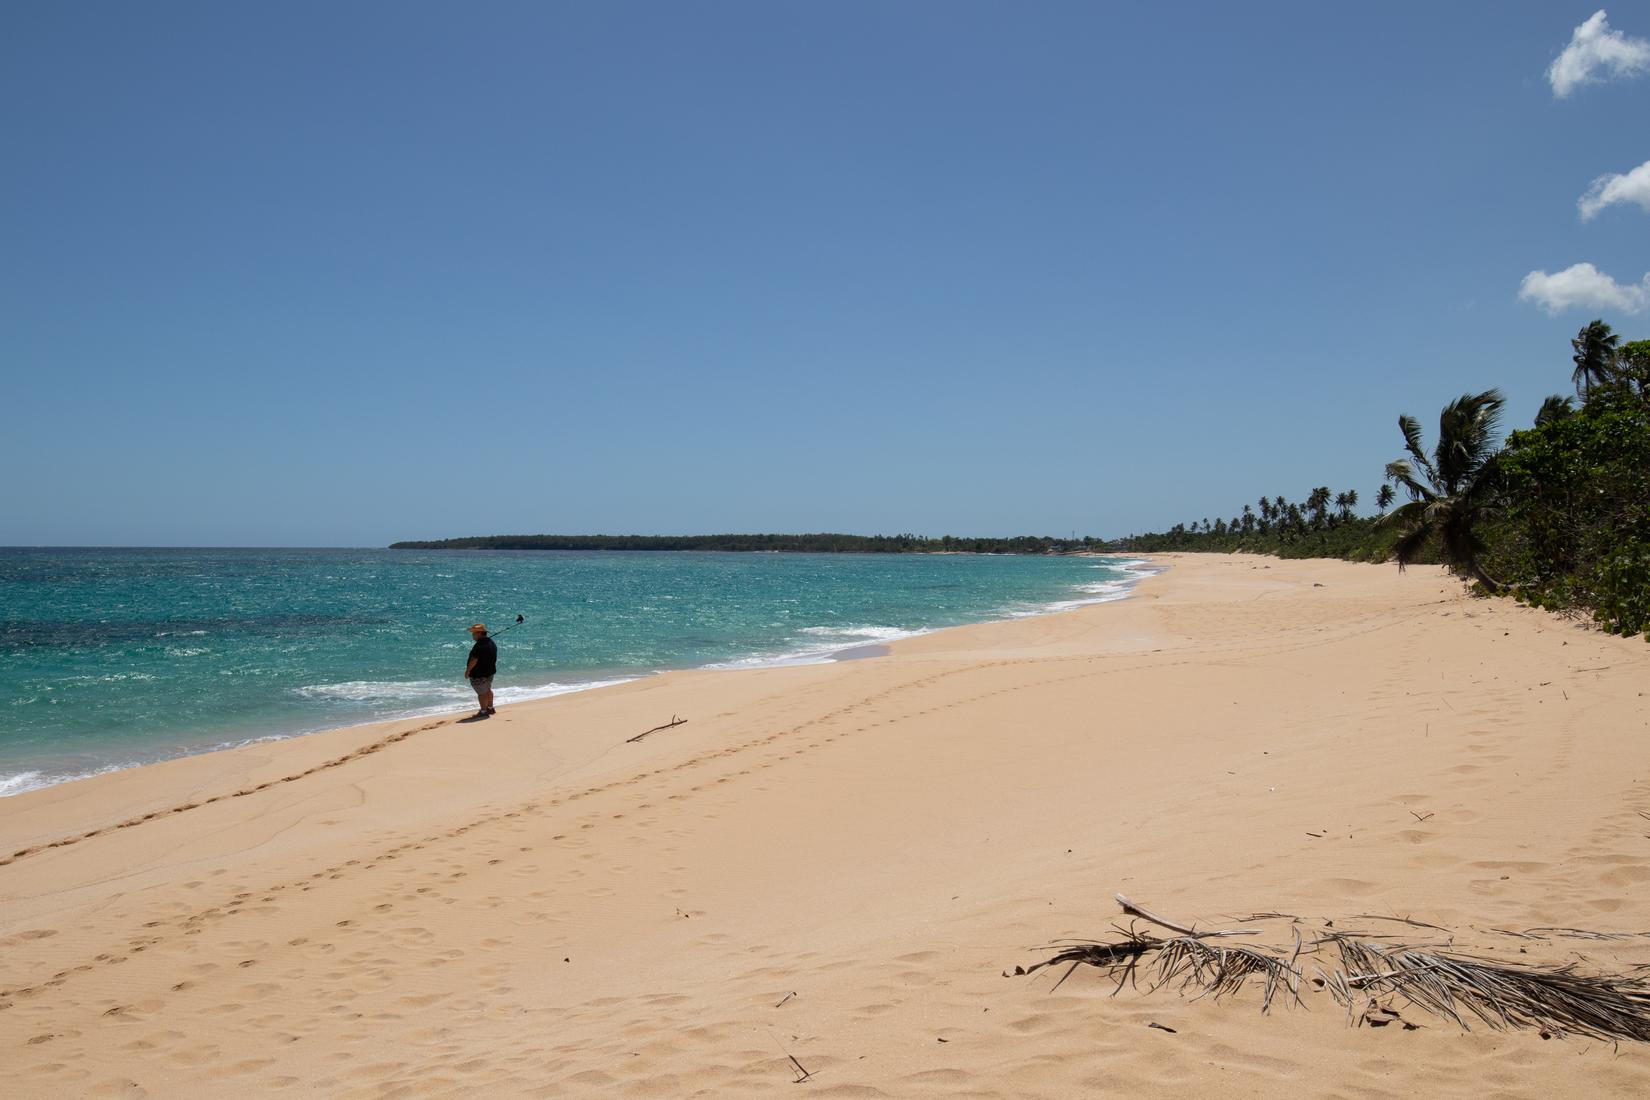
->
1579, 157, 1650, 219
1518, 262, 1650, 314
1547, 10, 1650, 97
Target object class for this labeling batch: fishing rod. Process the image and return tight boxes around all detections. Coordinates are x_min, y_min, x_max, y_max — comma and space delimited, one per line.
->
485, 614, 527, 638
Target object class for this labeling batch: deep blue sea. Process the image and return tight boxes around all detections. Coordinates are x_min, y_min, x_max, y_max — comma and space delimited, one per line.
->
0, 548, 1151, 796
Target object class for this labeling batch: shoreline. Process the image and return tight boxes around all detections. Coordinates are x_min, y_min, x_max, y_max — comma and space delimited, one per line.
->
0, 557, 1159, 801
6, 552, 1647, 1098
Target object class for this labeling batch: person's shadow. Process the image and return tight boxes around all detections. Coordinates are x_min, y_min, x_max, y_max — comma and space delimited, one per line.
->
457, 713, 491, 724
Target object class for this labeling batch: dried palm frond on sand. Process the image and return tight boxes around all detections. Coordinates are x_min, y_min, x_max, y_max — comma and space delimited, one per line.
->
1013, 894, 1650, 1043
1013, 896, 1303, 1012
1324, 936, 1650, 1042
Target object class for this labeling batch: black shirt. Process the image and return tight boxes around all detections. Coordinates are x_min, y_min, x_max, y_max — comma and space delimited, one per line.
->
468, 636, 498, 679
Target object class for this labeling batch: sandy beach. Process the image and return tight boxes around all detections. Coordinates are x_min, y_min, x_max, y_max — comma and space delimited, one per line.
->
3, 553, 1649, 1098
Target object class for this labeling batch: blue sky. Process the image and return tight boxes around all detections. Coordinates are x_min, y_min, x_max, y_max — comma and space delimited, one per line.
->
3, 2, 1647, 546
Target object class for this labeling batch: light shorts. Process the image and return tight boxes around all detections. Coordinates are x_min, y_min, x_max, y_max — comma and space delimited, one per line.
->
470, 676, 493, 696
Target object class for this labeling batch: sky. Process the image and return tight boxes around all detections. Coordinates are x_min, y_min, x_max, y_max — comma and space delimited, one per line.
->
3, 2, 1647, 546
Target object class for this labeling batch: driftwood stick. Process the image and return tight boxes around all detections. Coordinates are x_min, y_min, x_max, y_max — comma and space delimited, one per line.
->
627, 715, 687, 744
1114, 894, 1259, 938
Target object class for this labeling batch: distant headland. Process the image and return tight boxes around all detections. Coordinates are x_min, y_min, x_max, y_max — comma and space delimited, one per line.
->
388, 533, 1111, 554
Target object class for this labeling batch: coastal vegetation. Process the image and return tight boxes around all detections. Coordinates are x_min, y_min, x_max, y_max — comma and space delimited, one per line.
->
391, 533, 1105, 554
1383, 389, 1507, 590
1117, 322, 1650, 638
1113, 491, 1401, 563
1484, 379, 1650, 638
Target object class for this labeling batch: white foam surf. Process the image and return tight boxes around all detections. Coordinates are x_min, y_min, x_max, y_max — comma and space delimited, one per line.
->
293, 675, 641, 715
0, 771, 46, 798
703, 625, 928, 670
1008, 557, 1160, 617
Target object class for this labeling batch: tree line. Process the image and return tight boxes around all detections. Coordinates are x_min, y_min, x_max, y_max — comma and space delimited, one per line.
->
391, 533, 1108, 555
1118, 322, 1650, 638
1115, 486, 1400, 562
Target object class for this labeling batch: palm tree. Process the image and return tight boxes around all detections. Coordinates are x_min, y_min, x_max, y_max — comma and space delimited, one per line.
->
1375, 484, 1395, 515
1334, 489, 1358, 522
1535, 394, 1575, 426
1306, 487, 1332, 529
1274, 496, 1294, 538
1571, 319, 1619, 398
1383, 389, 1506, 589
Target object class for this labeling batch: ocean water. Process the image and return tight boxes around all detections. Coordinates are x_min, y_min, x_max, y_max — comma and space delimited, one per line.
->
0, 548, 1152, 796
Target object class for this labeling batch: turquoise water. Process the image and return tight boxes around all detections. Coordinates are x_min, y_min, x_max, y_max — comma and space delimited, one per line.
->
0, 548, 1150, 795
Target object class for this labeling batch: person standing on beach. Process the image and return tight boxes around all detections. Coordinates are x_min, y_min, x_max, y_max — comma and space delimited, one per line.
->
465, 623, 497, 719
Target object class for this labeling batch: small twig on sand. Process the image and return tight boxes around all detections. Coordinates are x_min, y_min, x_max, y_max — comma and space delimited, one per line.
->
627, 715, 687, 744
768, 1031, 814, 1083
1521, 927, 1650, 942
1410, 811, 1434, 823
1355, 914, 1452, 933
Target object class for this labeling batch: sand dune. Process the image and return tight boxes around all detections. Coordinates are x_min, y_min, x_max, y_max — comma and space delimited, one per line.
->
3, 553, 1649, 1098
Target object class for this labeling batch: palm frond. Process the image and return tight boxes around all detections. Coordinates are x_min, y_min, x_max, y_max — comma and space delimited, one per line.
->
1397, 415, 1437, 483
1020, 930, 1302, 1012
1156, 935, 1303, 1010
1383, 461, 1433, 503
1014, 896, 1650, 1044
1327, 937, 1650, 1042
1535, 394, 1574, 427
1435, 390, 1504, 492
1391, 520, 1433, 568
1379, 499, 1427, 529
